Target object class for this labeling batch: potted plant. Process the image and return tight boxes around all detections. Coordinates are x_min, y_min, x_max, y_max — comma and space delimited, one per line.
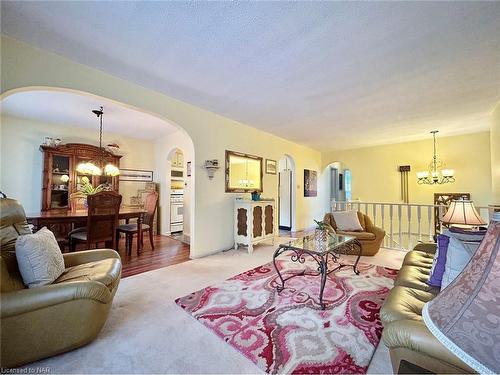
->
313, 219, 336, 242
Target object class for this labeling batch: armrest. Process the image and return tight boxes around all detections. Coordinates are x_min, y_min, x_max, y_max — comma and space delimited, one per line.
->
63, 249, 120, 268
413, 243, 437, 254
382, 319, 471, 371
364, 216, 386, 239
1, 280, 111, 318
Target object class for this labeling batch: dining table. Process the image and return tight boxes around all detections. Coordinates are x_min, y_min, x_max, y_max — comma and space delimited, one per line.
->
26, 207, 147, 252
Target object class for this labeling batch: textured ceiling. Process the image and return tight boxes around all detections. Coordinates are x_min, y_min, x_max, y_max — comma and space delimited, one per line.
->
1, 1, 499, 150
1, 90, 178, 140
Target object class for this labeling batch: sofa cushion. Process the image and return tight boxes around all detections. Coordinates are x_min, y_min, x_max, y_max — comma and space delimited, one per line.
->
15, 227, 65, 288
441, 235, 479, 289
336, 230, 376, 240
380, 286, 437, 325
428, 234, 449, 287
332, 210, 364, 231
55, 258, 121, 292
395, 265, 439, 292
402, 251, 434, 268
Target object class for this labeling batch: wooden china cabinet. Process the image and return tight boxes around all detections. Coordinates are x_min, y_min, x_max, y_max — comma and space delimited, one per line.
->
40, 143, 122, 211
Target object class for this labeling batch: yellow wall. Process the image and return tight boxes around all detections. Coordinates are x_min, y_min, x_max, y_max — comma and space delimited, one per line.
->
1, 35, 325, 257
0, 115, 156, 213
491, 103, 500, 205
323, 131, 492, 207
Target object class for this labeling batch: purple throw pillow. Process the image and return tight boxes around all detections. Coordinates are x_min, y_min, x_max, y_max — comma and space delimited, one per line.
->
428, 234, 449, 287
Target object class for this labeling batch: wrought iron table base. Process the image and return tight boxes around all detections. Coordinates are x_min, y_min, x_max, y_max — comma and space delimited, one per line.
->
273, 240, 362, 310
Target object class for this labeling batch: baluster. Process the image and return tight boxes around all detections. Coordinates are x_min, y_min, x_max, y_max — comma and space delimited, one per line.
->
439, 205, 445, 233
389, 205, 394, 249
364, 203, 368, 215
373, 204, 377, 227
407, 205, 412, 250
428, 206, 433, 241
417, 206, 422, 242
398, 205, 402, 250
357, 202, 361, 212
381, 205, 385, 247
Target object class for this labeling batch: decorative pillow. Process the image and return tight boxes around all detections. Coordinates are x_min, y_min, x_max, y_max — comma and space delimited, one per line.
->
441, 229, 484, 289
332, 210, 364, 231
428, 234, 449, 287
15, 227, 65, 288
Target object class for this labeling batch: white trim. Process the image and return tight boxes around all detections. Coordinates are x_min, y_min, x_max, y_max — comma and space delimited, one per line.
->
422, 303, 493, 374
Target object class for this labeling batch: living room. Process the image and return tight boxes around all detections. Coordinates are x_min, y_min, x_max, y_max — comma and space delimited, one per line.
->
1, 2, 499, 374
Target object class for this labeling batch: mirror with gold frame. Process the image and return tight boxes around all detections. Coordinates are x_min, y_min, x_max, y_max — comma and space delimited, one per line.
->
225, 150, 263, 193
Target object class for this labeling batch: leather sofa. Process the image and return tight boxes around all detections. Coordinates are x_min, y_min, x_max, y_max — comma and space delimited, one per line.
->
380, 243, 474, 374
0, 197, 122, 368
323, 211, 385, 255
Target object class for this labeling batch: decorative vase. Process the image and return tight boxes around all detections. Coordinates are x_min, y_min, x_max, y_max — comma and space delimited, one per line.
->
251, 191, 261, 201
314, 229, 328, 251
314, 228, 328, 242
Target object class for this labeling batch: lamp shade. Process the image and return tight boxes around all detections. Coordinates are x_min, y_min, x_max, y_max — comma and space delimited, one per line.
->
441, 199, 486, 225
422, 212, 500, 373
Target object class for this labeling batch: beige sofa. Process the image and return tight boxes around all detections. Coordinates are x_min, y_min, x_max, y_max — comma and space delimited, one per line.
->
0, 197, 122, 368
380, 243, 474, 374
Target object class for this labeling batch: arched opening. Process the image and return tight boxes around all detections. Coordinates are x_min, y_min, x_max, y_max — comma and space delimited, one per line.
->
323, 161, 352, 212
159, 146, 193, 244
278, 154, 297, 232
1, 86, 196, 258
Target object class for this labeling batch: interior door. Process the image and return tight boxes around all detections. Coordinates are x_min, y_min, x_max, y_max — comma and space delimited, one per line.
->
279, 170, 292, 230
330, 167, 339, 203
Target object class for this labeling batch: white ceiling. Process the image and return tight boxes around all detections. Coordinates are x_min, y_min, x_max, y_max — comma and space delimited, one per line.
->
1, 2, 499, 151
1, 90, 179, 140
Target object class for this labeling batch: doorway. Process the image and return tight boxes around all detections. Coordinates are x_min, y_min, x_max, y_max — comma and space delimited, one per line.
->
325, 161, 351, 211
278, 155, 296, 231
167, 148, 186, 242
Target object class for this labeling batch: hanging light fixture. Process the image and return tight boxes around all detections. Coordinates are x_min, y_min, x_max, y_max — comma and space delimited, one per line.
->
76, 106, 120, 177
416, 130, 455, 185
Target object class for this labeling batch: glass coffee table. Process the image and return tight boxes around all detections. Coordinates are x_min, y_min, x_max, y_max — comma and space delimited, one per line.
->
273, 233, 362, 309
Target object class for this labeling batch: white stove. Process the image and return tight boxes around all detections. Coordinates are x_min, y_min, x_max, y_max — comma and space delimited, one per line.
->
170, 189, 184, 233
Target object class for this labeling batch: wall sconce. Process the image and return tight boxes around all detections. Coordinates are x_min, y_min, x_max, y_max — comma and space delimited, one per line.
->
204, 160, 220, 180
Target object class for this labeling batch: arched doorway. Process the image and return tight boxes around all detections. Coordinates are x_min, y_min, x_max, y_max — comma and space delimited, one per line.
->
1, 86, 196, 257
161, 147, 192, 244
278, 154, 296, 232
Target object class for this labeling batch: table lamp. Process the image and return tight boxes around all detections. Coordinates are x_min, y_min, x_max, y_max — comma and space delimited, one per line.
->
423, 211, 500, 373
441, 199, 486, 227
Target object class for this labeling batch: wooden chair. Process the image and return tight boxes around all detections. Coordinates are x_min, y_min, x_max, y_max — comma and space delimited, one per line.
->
116, 191, 158, 255
69, 191, 122, 251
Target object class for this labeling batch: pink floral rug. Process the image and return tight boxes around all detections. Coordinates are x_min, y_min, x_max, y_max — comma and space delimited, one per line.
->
175, 258, 398, 374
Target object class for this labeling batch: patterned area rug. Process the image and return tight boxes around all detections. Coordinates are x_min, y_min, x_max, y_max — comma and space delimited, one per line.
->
176, 258, 398, 374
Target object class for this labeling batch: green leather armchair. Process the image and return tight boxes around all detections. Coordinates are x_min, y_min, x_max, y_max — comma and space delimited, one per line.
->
0, 198, 122, 368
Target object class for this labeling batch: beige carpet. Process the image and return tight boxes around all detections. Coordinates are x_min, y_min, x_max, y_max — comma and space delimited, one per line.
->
21, 240, 405, 374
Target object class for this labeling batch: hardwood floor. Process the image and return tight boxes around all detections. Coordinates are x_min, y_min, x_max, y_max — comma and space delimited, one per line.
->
68, 234, 191, 278
118, 235, 190, 278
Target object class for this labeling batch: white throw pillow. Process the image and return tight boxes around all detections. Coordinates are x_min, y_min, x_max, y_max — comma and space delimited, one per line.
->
441, 233, 480, 289
15, 227, 65, 288
332, 210, 364, 231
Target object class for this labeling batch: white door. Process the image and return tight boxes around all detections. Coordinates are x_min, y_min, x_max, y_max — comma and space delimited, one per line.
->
279, 170, 292, 229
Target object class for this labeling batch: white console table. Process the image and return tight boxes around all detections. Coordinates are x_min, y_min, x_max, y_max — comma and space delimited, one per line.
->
234, 199, 276, 253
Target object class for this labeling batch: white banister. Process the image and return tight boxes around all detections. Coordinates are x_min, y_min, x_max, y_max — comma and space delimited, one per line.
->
330, 199, 490, 251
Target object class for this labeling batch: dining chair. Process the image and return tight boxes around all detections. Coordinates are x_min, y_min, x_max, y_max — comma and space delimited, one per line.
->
116, 191, 158, 255
69, 191, 122, 251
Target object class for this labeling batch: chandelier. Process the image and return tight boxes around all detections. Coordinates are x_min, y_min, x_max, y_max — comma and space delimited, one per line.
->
76, 106, 120, 177
417, 130, 454, 185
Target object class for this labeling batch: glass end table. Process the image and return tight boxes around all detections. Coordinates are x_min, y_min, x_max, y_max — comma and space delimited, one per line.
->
273, 233, 362, 310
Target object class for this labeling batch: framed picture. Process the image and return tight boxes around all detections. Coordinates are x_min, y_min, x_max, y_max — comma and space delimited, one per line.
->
119, 169, 154, 182
187, 161, 192, 177
304, 169, 317, 197
265, 159, 277, 175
